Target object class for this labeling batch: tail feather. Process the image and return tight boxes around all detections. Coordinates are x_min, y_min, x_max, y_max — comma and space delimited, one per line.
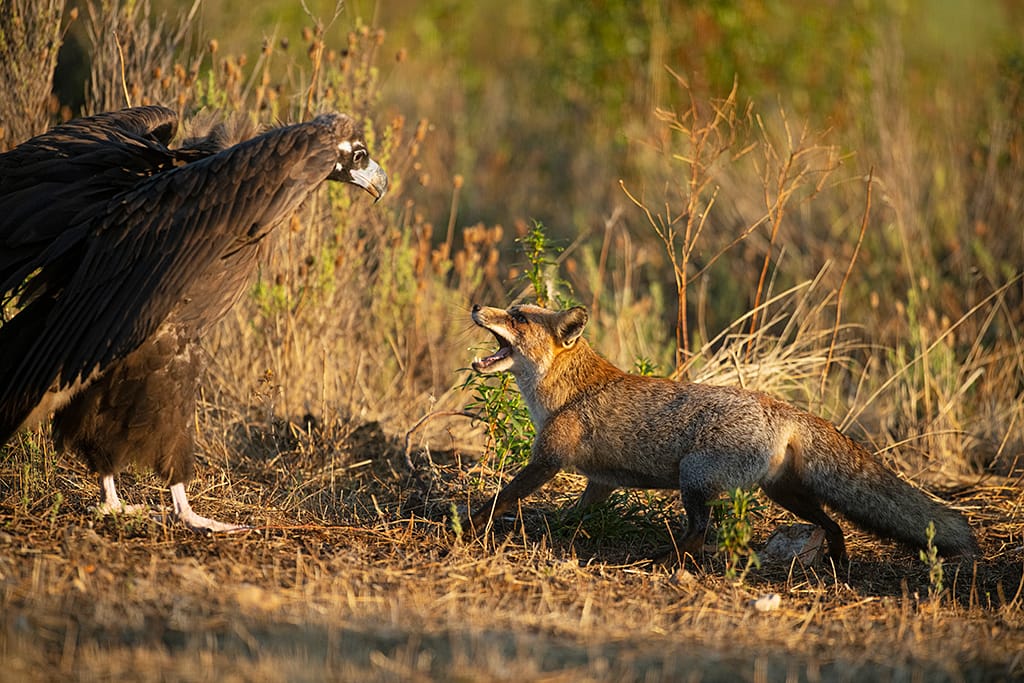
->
799, 420, 977, 558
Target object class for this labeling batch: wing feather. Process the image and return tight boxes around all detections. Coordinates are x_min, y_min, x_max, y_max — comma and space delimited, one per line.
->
0, 106, 185, 292
0, 117, 340, 437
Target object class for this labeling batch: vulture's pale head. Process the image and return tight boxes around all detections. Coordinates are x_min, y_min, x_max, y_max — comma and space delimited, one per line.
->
318, 112, 388, 201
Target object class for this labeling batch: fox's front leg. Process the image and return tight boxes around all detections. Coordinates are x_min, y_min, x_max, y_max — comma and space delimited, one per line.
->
468, 459, 561, 532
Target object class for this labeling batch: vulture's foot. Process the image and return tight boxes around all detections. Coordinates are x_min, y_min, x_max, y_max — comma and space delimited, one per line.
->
96, 474, 149, 516
169, 482, 249, 534
95, 500, 150, 516
177, 510, 251, 534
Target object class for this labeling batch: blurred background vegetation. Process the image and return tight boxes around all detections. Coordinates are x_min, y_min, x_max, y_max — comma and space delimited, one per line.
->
2, 0, 1023, 477
127, 0, 1023, 345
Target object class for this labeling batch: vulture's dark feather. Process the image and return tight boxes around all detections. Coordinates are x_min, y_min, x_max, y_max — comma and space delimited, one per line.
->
0, 107, 189, 290
0, 106, 387, 531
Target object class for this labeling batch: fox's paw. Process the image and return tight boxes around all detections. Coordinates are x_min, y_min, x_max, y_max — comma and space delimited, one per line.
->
677, 531, 707, 557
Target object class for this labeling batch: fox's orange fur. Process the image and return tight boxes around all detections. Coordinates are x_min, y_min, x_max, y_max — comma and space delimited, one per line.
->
468, 303, 977, 562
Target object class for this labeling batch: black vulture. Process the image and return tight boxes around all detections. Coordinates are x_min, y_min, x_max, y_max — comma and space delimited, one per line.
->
0, 106, 388, 532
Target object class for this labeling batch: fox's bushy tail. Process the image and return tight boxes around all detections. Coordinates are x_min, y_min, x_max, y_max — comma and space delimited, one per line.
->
799, 417, 977, 558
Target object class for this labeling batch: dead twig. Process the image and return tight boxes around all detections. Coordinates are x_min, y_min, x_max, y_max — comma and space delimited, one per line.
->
403, 410, 482, 470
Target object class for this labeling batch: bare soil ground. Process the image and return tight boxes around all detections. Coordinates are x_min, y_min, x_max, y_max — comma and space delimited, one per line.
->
2, 413, 1022, 682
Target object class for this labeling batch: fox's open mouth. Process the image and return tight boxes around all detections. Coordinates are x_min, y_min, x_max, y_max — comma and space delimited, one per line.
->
472, 331, 513, 372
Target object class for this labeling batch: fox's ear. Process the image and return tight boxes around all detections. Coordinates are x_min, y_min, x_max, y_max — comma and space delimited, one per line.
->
558, 306, 589, 347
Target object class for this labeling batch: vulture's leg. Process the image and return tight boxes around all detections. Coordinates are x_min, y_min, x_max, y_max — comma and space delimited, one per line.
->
169, 482, 249, 533
95, 474, 148, 515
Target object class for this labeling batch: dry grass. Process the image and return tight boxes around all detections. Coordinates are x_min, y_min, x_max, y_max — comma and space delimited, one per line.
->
0, 0, 67, 147
2, 416, 1023, 681
3, 2, 1024, 680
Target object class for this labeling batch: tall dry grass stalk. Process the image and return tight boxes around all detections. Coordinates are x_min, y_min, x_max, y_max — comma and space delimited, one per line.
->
620, 73, 755, 373
0, 0, 67, 150
84, 0, 202, 115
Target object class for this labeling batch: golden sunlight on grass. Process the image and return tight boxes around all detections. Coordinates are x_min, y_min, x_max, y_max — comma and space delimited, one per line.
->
2, 1, 1023, 680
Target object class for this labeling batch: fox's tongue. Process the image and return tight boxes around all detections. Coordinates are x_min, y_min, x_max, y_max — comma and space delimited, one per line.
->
473, 345, 511, 371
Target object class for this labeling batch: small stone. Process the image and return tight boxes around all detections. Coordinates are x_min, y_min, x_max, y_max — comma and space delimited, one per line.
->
763, 523, 825, 564
753, 593, 781, 612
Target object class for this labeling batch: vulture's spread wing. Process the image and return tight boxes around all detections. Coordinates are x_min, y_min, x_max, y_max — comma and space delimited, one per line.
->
0, 116, 344, 438
0, 106, 186, 292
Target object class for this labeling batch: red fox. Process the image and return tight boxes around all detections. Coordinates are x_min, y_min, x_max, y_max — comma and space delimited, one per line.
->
467, 303, 977, 562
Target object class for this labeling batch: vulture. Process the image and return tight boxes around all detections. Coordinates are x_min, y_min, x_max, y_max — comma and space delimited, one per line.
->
0, 106, 388, 532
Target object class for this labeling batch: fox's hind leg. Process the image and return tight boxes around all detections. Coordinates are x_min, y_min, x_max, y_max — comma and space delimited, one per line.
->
677, 486, 713, 556
677, 448, 772, 556
761, 473, 848, 564
677, 457, 720, 556
575, 480, 616, 510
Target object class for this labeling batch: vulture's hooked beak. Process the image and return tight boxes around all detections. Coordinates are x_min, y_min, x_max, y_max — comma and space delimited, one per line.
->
347, 158, 389, 203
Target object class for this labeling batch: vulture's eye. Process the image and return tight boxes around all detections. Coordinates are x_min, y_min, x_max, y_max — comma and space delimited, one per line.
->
352, 148, 367, 164
512, 312, 527, 324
